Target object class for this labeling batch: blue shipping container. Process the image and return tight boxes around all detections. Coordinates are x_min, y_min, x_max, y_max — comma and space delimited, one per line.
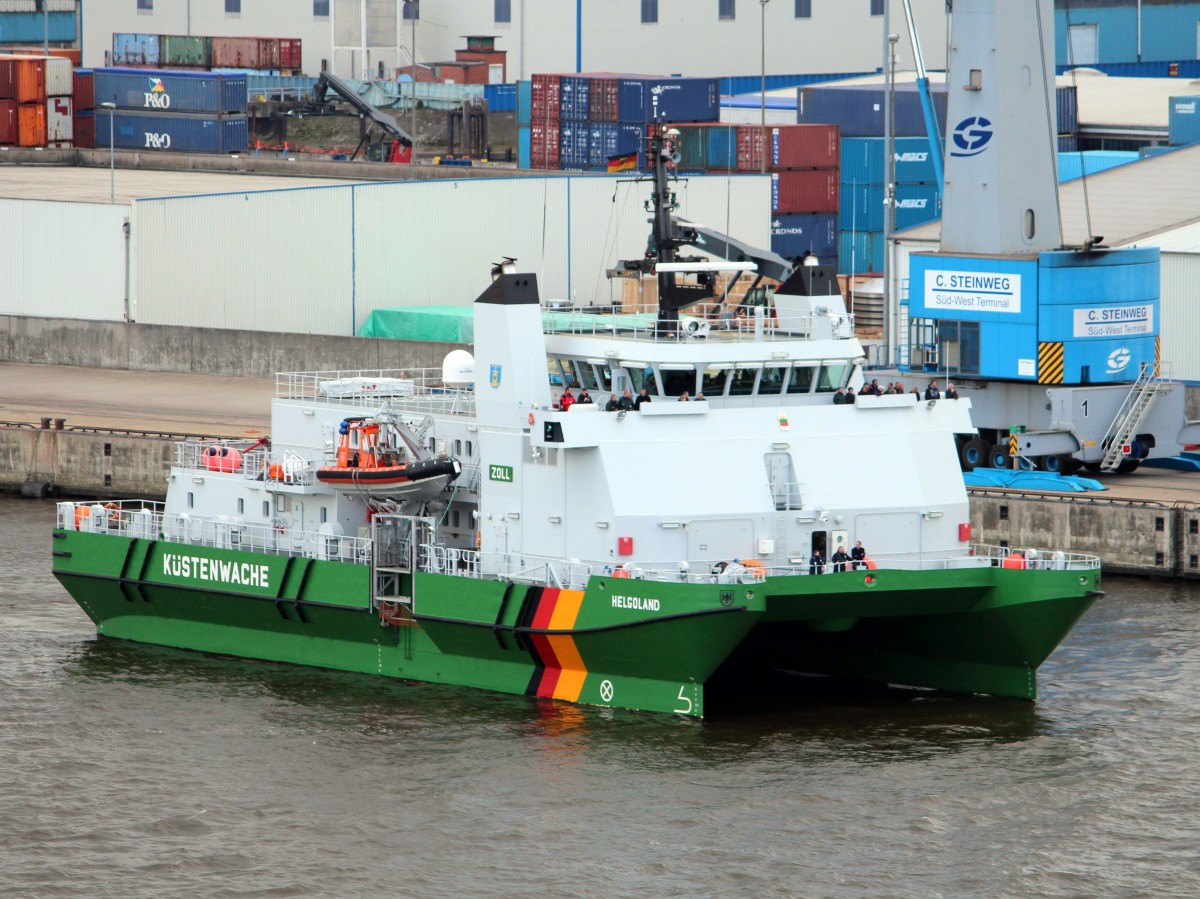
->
518, 126, 531, 169
617, 77, 719, 125
516, 80, 532, 126
1169, 95, 1200, 146
798, 84, 948, 138
840, 136, 941, 186
484, 83, 516, 113
839, 182, 940, 232
706, 125, 739, 170
0, 11, 76, 42
585, 121, 640, 167
94, 109, 249, 153
559, 121, 589, 167
1057, 150, 1139, 182
94, 68, 248, 114
560, 76, 591, 121
1057, 85, 1078, 134
771, 213, 838, 261
1058, 134, 1078, 152
838, 229, 886, 274
112, 33, 160, 67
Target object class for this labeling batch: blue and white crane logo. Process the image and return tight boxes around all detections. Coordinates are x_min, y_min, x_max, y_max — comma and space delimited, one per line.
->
950, 116, 993, 157
1107, 348, 1132, 374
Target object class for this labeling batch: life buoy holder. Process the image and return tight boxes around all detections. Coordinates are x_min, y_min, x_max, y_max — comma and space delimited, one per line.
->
528, 412, 535, 426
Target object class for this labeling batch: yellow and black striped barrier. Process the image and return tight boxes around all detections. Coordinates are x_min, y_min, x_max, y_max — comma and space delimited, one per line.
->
1037, 342, 1064, 384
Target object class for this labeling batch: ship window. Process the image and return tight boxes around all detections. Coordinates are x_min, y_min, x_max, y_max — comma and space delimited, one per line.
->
816, 362, 849, 393
702, 366, 729, 396
455, 439, 463, 455
452, 510, 460, 527
787, 365, 815, 394
320, 507, 327, 524
659, 365, 696, 398
623, 364, 656, 393
575, 361, 599, 391
466, 440, 474, 456
187, 492, 194, 509
263, 501, 270, 517
760, 365, 788, 395
237, 498, 244, 514
729, 365, 761, 396
1024, 209, 1036, 240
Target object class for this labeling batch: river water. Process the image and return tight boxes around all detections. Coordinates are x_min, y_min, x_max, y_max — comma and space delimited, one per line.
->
3, 494, 1199, 898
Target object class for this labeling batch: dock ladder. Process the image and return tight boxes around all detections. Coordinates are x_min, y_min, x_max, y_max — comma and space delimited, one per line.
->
1099, 363, 1168, 471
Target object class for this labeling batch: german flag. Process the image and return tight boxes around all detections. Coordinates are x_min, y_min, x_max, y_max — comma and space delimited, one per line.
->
607, 151, 639, 173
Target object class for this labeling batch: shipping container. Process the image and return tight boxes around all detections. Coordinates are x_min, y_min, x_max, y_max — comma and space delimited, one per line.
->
559, 75, 590, 121
771, 169, 838, 214
797, 83, 947, 138
42, 56, 71, 97
483, 82, 515, 112
530, 73, 559, 121
211, 36, 281, 71
518, 125, 530, 169
160, 35, 213, 69
94, 109, 249, 153
0, 13, 76, 45
771, 124, 839, 170
530, 119, 559, 167
94, 68, 248, 114
17, 100, 44, 145
588, 77, 618, 122
73, 108, 94, 148
735, 125, 769, 172
705, 124, 739, 170
838, 229, 886, 274
1056, 150, 1139, 182
558, 119, 589, 168
45, 94, 71, 141
0, 97, 16, 143
839, 181, 940, 231
1057, 134, 1078, 153
671, 123, 710, 170
770, 212, 838, 261
1057, 85, 1078, 135
516, 79, 531, 126
72, 68, 93, 109
0, 55, 46, 102
617, 76, 720, 125
278, 38, 302, 71
0, 46, 82, 66
839, 136, 941, 185
1169, 95, 1200, 146
112, 33, 160, 67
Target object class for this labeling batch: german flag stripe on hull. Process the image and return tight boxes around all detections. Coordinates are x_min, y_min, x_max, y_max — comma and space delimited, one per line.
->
1038, 342, 1064, 384
521, 587, 587, 702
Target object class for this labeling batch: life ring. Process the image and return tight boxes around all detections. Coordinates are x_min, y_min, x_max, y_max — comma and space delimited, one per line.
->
612, 568, 630, 579
103, 502, 120, 527
864, 558, 877, 570
528, 412, 535, 425
738, 559, 767, 580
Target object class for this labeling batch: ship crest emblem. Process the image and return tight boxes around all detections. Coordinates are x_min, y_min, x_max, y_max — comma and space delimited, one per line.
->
489, 364, 502, 389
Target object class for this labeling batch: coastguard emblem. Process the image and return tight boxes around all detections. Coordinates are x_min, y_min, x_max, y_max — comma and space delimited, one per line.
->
489, 364, 502, 388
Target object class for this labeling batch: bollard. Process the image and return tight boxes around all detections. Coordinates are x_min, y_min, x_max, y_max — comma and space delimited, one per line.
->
40, 417, 51, 429
54, 418, 65, 430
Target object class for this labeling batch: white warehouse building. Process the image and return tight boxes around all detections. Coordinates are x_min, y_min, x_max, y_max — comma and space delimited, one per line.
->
80, 0, 950, 82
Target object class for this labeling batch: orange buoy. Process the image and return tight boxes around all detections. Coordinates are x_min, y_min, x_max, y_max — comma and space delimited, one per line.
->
864, 558, 878, 570
1002, 552, 1028, 570
74, 505, 91, 529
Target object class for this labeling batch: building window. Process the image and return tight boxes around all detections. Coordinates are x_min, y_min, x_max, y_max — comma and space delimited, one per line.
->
495, 0, 511, 24
137, 0, 153, 10
313, 0, 329, 16
870, 0, 884, 15
719, 0, 735, 21
795, 0, 811, 17
225, 0, 240, 13
402, 1, 419, 20
641, 0, 658, 23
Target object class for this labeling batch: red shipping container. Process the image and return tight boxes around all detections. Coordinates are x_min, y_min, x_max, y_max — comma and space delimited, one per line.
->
72, 69, 94, 109
530, 74, 560, 122
771, 169, 839, 214
530, 119, 560, 167
736, 125, 764, 172
72, 112, 94, 148
212, 36, 281, 70
0, 56, 46, 103
771, 124, 840, 170
17, 101, 45, 146
588, 77, 618, 122
279, 38, 302, 70
0, 98, 16, 143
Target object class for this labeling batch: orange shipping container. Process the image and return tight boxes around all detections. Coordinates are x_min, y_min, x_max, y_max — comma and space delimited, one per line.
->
17, 101, 45, 146
0, 56, 47, 103
1, 47, 82, 66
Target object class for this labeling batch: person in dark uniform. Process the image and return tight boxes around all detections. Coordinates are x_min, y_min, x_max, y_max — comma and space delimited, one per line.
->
576, 388, 593, 404
924, 380, 941, 400
617, 389, 635, 411
808, 549, 826, 575
831, 545, 851, 572
605, 393, 619, 411
634, 387, 652, 410
945, 383, 959, 399
850, 540, 867, 570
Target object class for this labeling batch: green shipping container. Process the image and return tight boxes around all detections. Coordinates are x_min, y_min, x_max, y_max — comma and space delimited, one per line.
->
160, 35, 213, 68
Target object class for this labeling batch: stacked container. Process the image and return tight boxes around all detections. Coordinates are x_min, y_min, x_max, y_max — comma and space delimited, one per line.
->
0, 54, 75, 148
838, 136, 942, 274
112, 34, 301, 73
73, 68, 95, 149
93, 67, 248, 154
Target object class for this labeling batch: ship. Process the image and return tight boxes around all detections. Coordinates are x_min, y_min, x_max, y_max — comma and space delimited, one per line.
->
50, 129, 1101, 718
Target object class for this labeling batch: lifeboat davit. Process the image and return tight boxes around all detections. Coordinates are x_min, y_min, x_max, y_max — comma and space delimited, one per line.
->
315, 417, 460, 498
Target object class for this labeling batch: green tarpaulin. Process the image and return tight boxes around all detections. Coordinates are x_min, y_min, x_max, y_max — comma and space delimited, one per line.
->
359, 307, 669, 343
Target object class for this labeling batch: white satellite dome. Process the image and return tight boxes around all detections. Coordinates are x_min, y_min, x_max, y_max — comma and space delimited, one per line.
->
442, 349, 475, 385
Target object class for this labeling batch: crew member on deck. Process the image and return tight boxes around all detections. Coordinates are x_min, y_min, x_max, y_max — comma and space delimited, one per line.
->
945, 383, 959, 399
617, 389, 635, 411
925, 380, 941, 400
576, 388, 593, 405
851, 540, 867, 570
635, 387, 652, 410
831, 545, 850, 572
605, 393, 620, 411
809, 549, 826, 575
559, 389, 575, 411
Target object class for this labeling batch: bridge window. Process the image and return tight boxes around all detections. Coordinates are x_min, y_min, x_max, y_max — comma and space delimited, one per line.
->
702, 366, 729, 397
573, 360, 599, 391
787, 365, 815, 394
816, 362, 849, 393
659, 364, 696, 397
729, 365, 761, 396
760, 365, 788, 395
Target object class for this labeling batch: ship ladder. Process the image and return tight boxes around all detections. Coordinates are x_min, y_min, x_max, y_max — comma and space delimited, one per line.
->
1099, 362, 1168, 472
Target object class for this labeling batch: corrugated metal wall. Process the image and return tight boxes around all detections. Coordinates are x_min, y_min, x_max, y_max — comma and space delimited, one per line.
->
0, 200, 128, 321
1161, 253, 1200, 383
134, 175, 771, 335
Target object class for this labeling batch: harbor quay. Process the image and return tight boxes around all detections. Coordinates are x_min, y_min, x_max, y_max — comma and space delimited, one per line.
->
3, 360, 1199, 581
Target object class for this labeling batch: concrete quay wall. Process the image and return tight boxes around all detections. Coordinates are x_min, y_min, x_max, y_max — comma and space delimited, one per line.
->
0, 427, 173, 499
970, 492, 1200, 580
0, 315, 466, 379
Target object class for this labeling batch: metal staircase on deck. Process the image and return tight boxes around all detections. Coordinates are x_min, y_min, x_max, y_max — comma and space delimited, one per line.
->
1099, 363, 1168, 471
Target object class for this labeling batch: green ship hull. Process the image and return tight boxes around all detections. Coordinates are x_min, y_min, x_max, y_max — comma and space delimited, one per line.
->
52, 528, 1101, 717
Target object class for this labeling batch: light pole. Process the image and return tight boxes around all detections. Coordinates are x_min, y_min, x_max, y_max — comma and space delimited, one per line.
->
100, 102, 116, 204
760, 0, 770, 174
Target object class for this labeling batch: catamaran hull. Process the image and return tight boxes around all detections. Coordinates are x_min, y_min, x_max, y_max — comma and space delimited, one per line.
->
52, 529, 1100, 717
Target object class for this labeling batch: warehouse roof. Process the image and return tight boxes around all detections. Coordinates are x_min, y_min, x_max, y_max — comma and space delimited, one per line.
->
898, 143, 1200, 248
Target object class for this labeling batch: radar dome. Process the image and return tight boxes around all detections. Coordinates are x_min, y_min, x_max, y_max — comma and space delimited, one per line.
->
442, 350, 475, 385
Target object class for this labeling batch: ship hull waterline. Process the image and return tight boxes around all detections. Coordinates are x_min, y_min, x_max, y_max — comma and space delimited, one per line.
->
52, 530, 1101, 717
